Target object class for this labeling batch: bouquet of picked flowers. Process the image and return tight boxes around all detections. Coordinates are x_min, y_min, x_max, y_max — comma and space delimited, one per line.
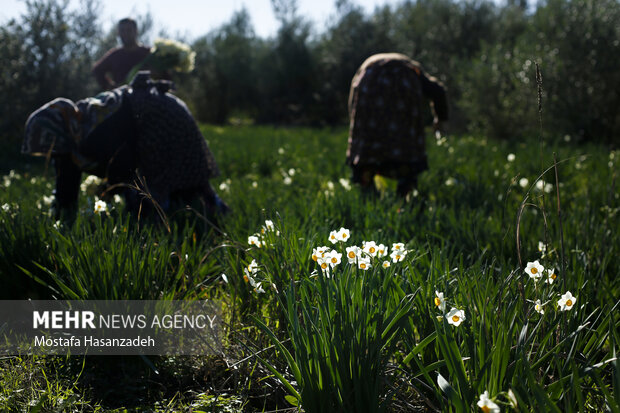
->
126, 38, 196, 83
150, 38, 196, 73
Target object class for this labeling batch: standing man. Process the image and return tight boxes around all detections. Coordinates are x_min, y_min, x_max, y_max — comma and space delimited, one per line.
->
92, 18, 151, 90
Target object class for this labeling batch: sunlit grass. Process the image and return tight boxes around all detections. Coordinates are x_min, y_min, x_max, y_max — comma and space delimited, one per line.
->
0, 126, 618, 411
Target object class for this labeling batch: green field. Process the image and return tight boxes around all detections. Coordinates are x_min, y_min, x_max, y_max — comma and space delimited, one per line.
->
1, 125, 618, 412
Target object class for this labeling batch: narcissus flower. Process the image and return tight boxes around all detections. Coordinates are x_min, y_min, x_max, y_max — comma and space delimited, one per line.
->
346, 246, 361, 264
525, 260, 544, 281
246, 259, 258, 273
317, 256, 331, 275
558, 291, 576, 311
538, 241, 547, 256
253, 282, 265, 294
94, 200, 107, 214
507, 153, 516, 162
248, 235, 262, 248
446, 307, 465, 327
243, 260, 258, 283
545, 268, 558, 284
536, 180, 553, 193
328, 251, 342, 268
328, 230, 339, 244
434, 291, 446, 313
362, 240, 379, 257
81, 175, 102, 196
358, 257, 371, 271
262, 220, 275, 233
392, 242, 405, 251
382, 260, 391, 269
477, 391, 500, 413
337, 227, 351, 242
508, 389, 518, 409
534, 299, 544, 314
377, 244, 388, 258
42, 195, 54, 206
312, 246, 329, 262
390, 249, 407, 263
244, 273, 256, 286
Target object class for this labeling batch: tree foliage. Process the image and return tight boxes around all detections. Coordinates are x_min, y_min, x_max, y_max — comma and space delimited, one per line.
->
1, 0, 619, 143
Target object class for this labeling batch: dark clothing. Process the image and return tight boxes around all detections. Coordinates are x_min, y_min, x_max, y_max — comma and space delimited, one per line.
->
347, 53, 448, 184
126, 75, 220, 202
24, 73, 221, 215
92, 46, 150, 90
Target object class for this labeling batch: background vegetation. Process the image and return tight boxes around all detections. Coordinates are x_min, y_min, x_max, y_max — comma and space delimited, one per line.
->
1, 0, 619, 143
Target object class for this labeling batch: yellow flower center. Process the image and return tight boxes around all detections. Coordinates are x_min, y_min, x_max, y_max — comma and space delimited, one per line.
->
531, 268, 538, 274
566, 299, 572, 307
342, 234, 347, 239
331, 257, 338, 264
434, 297, 441, 307
331, 235, 336, 240
243, 275, 249, 283
551, 273, 557, 279
348, 251, 356, 258
395, 255, 401, 260
360, 263, 366, 269
321, 263, 328, 269
452, 315, 460, 323
312, 255, 318, 261
369, 247, 375, 253
379, 249, 384, 254
481, 406, 491, 413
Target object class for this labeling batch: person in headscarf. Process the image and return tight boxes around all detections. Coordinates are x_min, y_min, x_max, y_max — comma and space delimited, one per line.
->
347, 53, 448, 198
23, 71, 228, 221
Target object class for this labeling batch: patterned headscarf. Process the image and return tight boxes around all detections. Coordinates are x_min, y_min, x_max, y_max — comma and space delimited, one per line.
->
22, 98, 80, 156
23, 90, 125, 160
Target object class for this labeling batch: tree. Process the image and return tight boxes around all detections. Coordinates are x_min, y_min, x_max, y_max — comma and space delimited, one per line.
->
0, 0, 104, 141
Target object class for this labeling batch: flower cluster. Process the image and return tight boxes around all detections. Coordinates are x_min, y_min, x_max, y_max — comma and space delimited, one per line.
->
433, 290, 466, 327
525, 241, 576, 315
243, 259, 265, 294
247, 219, 279, 248
241, 219, 282, 294
328, 227, 350, 244
151, 38, 196, 73
2, 170, 21, 188
81, 175, 103, 196
312, 228, 409, 277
